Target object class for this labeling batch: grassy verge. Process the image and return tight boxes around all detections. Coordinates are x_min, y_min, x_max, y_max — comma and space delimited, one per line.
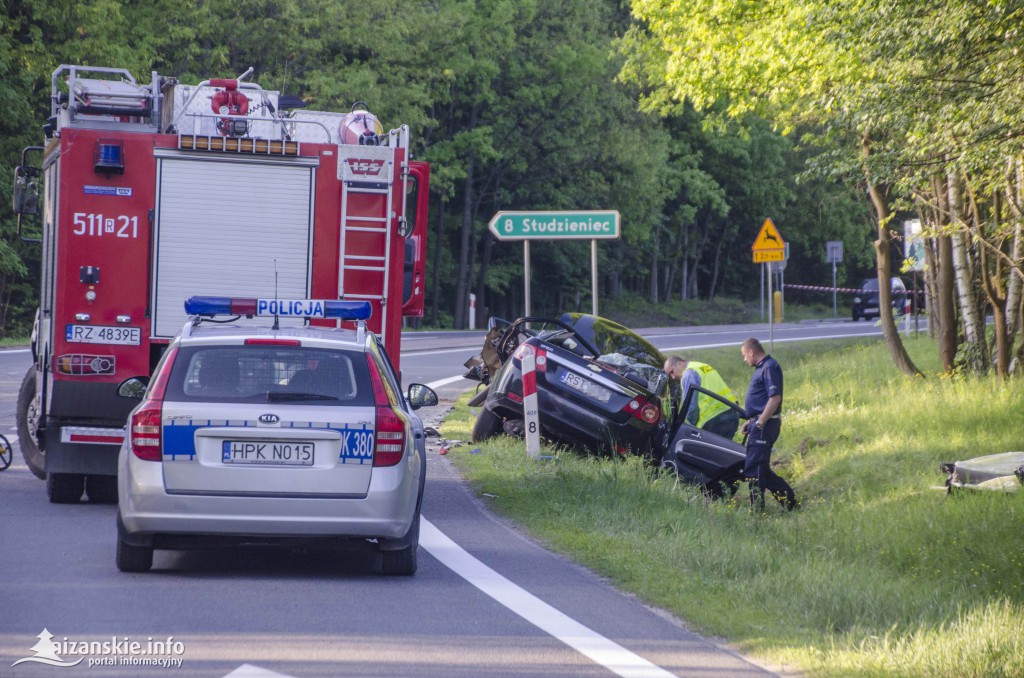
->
441, 335, 1024, 677
0, 336, 29, 349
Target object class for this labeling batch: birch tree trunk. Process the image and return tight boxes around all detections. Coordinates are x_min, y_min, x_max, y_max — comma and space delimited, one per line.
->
1004, 158, 1024, 340
947, 171, 987, 362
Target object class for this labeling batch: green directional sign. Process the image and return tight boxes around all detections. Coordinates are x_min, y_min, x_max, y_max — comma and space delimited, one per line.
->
488, 211, 620, 241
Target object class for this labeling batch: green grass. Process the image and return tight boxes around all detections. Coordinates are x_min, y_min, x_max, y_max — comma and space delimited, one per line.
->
0, 335, 30, 348
442, 335, 1024, 677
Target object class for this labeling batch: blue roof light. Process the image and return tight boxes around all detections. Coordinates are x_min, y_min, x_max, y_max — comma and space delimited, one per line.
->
184, 296, 372, 321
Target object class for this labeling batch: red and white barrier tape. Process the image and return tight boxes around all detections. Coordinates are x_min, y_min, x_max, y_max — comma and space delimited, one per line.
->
783, 284, 862, 293
784, 284, 923, 295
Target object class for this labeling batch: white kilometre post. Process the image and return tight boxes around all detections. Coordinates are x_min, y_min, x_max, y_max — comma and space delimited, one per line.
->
520, 345, 541, 459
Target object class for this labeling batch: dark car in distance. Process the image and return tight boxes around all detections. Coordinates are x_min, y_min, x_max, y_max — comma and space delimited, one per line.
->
851, 277, 908, 321
471, 314, 669, 458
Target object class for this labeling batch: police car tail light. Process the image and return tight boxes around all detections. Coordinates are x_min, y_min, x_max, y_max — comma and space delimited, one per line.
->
373, 409, 406, 467
622, 396, 661, 425
365, 355, 405, 467
130, 404, 163, 461
130, 347, 177, 462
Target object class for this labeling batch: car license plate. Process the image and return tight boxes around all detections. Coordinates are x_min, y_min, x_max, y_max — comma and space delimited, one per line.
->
864, 307, 878, 314
222, 441, 314, 466
559, 370, 611, 403
560, 370, 589, 393
66, 324, 141, 346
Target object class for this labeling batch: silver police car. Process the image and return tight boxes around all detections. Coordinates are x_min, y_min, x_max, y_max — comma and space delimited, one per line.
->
116, 297, 437, 575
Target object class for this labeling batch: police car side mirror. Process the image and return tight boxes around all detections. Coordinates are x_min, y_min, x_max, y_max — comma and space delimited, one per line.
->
117, 377, 150, 399
406, 383, 438, 410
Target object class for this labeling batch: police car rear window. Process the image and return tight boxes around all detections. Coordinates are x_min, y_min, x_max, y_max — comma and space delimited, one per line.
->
164, 346, 373, 406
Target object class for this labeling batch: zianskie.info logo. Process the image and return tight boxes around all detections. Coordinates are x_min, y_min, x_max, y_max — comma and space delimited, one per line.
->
11, 629, 83, 667
12, 628, 185, 669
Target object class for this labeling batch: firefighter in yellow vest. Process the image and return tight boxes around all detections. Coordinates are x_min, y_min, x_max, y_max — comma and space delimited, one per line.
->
662, 355, 740, 439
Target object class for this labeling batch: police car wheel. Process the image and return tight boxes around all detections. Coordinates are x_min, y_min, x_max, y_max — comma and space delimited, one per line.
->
16, 366, 46, 480
381, 518, 419, 576
116, 536, 153, 573
47, 473, 84, 503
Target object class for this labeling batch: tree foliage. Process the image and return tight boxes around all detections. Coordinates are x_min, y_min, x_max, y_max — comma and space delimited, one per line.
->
1, 0, 878, 337
623, 0, 1024, 376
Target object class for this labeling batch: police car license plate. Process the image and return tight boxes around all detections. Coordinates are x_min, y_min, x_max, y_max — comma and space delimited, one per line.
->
66, 324, 140, 346
222, 441, 314, 466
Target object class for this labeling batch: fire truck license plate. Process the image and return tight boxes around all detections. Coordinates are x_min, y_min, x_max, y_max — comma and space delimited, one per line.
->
222, 441, 315, 466
66, 325, 141, 345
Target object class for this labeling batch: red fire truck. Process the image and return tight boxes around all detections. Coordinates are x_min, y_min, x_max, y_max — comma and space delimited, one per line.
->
12, 65, 430, 503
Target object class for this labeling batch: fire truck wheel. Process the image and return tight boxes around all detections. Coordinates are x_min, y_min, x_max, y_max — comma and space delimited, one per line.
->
471, 408, 503, 443
47, 473, 85, 503
86, 475, 119, 504
16, 366, 46, 480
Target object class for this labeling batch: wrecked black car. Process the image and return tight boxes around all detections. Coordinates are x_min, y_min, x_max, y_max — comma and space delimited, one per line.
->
465, 313, 751, 497
468, 314, 669, 458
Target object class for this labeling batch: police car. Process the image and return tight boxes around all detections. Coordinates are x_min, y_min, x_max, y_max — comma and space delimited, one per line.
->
115, 297, 437, 575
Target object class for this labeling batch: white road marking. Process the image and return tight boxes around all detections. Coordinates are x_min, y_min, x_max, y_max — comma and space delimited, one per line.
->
424, 374, 472, 389
222, 665, 294, 677
420, 517, 676, 678
662, 328, 883, 352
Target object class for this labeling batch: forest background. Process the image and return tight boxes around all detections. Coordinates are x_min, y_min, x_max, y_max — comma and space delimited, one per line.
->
1, 0, 1022, 379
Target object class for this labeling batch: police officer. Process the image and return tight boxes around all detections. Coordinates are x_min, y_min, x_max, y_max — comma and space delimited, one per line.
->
739, 338, 798, 511
663, 355, 740, 439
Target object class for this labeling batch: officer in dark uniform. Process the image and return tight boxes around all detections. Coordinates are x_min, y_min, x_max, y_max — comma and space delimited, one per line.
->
740, 338, 798, 511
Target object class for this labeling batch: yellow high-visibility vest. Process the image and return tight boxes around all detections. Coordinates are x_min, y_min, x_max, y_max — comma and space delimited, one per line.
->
685, 361, 739, 426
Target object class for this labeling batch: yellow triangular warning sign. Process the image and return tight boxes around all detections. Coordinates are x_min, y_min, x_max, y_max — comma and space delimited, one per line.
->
752, 218, 784, 252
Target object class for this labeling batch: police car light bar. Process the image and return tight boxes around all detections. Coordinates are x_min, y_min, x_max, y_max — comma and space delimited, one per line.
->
184, 296, 372, 321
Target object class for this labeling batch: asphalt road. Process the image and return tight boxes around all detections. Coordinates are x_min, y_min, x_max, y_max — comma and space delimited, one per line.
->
0, 319, 886, 677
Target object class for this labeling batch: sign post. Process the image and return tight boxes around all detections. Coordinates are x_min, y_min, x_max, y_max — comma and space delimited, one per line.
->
826, 240, 844, 319
488, 211, 620, 318
520, 344, 541, 459
752, 219, 786, 350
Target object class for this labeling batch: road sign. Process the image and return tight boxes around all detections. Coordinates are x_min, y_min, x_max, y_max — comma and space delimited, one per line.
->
488, 211, 620, 241
752, 218, 784, 264
826, 240, 844, 263
752, 218, 785, 252
754, 250, 785, 263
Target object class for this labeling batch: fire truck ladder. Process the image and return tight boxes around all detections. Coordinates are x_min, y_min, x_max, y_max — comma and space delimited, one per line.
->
338, 149, 395, 338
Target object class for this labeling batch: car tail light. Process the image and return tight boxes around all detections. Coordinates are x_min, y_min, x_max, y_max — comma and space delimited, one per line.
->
56, 354, 115, 375
129, 347, 177, 462
366, 355, 406, 467
622, 396, 661, 425
513, 342, 535, 361
130, 403, 163, 461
